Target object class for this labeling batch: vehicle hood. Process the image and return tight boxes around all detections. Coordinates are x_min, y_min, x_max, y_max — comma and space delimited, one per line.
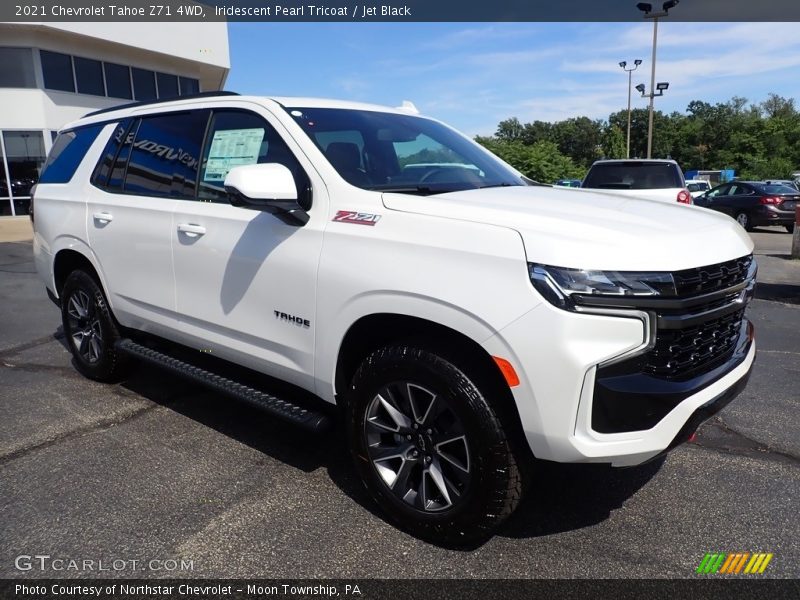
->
382, 186, 753, 271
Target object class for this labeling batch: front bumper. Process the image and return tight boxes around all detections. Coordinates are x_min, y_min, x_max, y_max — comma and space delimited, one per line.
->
482, 257, 756, 467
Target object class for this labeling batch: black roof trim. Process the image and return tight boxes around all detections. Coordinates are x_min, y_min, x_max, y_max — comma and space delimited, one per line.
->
82, 91, 241, 118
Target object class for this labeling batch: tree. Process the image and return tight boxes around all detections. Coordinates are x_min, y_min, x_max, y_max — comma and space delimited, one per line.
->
601, 124, 626, 160
550, 117, 604, 167
476, 138, 584, 183
484, 92, 800, 179
495, 117, 524, 142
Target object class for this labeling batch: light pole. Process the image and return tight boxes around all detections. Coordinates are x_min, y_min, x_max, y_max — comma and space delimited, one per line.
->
619, 59, 642, 159
636, 0, 679, 158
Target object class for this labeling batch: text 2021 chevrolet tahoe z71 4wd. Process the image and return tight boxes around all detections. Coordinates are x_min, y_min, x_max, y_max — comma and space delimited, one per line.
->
32, 93, 756, 544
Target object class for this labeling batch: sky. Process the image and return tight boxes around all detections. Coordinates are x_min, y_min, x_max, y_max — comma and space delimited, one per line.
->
224, 22, 800, 137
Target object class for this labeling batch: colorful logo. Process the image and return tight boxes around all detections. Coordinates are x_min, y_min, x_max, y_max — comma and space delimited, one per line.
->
696, 552, 773, 574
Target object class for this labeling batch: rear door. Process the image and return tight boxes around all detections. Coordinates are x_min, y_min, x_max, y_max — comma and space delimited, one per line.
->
86, 110, 209, 332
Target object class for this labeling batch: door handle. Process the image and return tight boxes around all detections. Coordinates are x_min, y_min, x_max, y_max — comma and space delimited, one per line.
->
177, 223, 206, 237
92, 211, 113, 223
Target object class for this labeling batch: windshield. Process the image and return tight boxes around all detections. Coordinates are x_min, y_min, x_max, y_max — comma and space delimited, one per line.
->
284, 107, 524, 194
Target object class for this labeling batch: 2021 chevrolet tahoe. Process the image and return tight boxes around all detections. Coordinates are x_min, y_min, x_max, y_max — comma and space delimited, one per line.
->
32, 93, 756, 544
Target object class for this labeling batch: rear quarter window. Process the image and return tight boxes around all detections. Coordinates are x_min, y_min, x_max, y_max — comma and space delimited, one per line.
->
38, 124, 104, 184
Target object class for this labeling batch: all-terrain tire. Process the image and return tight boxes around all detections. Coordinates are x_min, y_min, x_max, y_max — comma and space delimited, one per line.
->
61, 270, 128, 382
346, 344, 522, 545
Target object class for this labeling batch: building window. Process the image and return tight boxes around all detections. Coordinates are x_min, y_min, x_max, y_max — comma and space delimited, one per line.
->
0, 48, 36, 88
132, 68, 157, 101
104, 62, 132, 99
40, 50, 75, 93
74, 57, 105, 96
1, 130, 46, 216
156, 72, 179, 99
179, 77, 200, 96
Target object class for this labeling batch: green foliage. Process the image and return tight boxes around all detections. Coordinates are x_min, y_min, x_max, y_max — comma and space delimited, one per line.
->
483, 94, 800, 180
477, 138, 585, 183
601, 124, 626, 160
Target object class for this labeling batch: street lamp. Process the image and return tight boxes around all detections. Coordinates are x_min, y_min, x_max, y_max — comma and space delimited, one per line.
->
637, 0, 679, 158
619, 59, 642, 159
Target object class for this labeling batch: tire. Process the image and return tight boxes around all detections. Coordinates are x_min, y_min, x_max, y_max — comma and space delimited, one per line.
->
346, 344, 522, 545
786, 224, 795, 234
735, 212, 753, 231
61, 270, 127, 382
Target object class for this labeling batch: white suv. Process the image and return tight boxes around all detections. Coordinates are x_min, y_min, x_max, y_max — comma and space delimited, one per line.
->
582, 159, 693, 204
32, 93, 756, 544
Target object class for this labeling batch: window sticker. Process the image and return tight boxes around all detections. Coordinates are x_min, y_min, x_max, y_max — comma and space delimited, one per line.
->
204, 128, 265, 182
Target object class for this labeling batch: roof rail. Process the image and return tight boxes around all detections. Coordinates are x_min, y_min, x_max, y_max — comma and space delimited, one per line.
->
82, 91, 241, 118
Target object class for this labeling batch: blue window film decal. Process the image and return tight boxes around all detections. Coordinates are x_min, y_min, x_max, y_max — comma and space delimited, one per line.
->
39, 125, 104, 184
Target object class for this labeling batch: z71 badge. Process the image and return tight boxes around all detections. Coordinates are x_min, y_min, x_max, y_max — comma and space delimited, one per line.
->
332, 210, 381, 226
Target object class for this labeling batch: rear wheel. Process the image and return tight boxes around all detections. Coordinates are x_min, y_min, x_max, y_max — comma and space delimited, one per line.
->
735, 212, 753, 231
786, 224, 795, 234
61, 270, 127, 382
346, 344, 522, 545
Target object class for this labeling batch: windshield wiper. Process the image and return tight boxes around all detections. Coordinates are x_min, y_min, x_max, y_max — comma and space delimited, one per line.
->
367, 185, 439, 195
478, 182, 517, 189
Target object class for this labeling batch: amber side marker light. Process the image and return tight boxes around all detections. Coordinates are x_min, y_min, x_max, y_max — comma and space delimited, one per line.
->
492, 356, 520, 387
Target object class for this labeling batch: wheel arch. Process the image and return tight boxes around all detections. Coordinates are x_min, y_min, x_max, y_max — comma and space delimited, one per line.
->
53, 246, 105, 299
332, 312, 531, 462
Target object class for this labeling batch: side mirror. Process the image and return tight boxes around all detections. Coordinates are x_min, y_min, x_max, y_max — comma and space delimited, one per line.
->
224, 163, 309, 226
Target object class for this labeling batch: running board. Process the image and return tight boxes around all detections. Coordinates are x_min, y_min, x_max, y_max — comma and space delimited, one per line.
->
115, 339, 331, 433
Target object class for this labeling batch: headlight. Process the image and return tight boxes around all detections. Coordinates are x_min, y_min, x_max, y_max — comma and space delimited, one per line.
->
529, 263, 674, 310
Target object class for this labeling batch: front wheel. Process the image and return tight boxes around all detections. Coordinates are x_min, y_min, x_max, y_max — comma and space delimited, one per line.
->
61, 270, 127, 382
735, 212, 753, 231
346, 344, 522, 545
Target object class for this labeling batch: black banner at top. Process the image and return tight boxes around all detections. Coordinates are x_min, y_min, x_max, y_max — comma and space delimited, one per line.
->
3, 0, 800, 22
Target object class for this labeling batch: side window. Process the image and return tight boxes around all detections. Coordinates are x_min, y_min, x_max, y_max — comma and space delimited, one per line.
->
729, 184, 751, 196
708, 184, 730, 198
108, 120, 140, 191
198, 110, 310, 207
91, 118, 134, 188
39, 124, 104, 184
123, 111, 209, 199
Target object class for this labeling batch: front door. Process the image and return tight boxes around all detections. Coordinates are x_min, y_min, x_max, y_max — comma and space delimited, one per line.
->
170, 105, 326, 390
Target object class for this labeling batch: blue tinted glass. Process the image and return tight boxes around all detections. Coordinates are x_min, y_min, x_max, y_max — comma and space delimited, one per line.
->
39, 125, 104, 184
124, 111, 208, 198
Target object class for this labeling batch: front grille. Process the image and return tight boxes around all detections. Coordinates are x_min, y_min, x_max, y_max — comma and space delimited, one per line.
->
645, 308, 745, 379
591, 254, 755, 433
672, 255, 753, 297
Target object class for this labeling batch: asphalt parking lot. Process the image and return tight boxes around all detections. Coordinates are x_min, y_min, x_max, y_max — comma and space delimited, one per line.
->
1, 226, 798, 579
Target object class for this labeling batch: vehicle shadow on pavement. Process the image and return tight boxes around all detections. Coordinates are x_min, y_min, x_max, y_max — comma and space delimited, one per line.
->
498, 458, 663, 540
755, 282, 800, 304
55, 340, 665, 549
120, 367, 346, 475
117, 363, 666, 547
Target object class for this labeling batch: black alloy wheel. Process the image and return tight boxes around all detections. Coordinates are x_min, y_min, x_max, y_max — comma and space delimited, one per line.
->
61, 270, 127, 382
347, 344, 522, 545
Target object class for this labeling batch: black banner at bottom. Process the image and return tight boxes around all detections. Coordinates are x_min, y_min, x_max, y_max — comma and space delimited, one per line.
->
1, 579, 798, 600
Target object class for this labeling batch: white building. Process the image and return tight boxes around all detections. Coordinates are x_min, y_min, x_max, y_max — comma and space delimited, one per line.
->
0, 22, 230, 217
